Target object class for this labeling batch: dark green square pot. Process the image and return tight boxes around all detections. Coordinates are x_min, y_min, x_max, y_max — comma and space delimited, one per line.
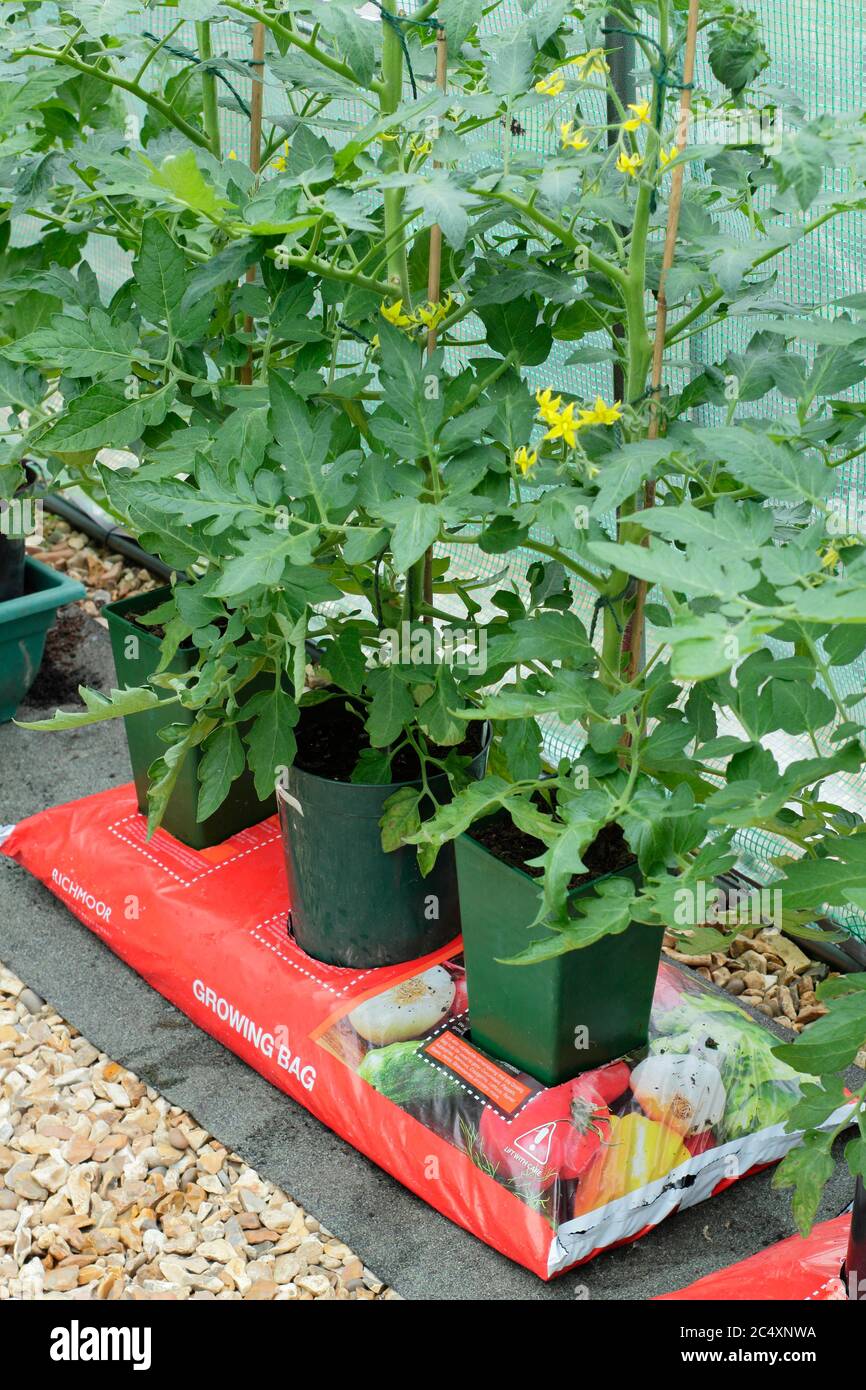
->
1, 557, 85, 722
104, 587, 274, 849
456, 822, 663, 1085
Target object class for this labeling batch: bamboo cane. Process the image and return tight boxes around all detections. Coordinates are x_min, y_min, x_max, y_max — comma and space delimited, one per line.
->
240, 21, 266, 386
623, 0, 701, 682
422, 26, 448, 609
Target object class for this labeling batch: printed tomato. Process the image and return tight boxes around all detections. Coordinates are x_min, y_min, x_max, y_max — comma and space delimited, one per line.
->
578, 1060, 631, 1106
480, 1079, 611, 1190
683, 1130, 716, 1157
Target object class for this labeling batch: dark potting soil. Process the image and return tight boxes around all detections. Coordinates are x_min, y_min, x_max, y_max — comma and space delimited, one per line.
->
293, 697, 483, 784
469, 813, 634, 889
26, 607, 105, 706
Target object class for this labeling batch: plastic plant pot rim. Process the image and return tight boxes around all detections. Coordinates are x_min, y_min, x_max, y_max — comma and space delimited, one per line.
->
277, 718, 492, 794
0, 555, 85, 620
104, 587, 174, 653
461, 810, 640, 905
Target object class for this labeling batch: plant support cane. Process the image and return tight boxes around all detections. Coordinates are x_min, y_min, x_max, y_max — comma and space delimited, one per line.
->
240, 21, 266, 387
421, 25, 448, 613
622, 0, 700, 682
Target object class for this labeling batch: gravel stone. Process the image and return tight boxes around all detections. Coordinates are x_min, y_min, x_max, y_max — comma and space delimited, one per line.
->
0, 959, 391, 1302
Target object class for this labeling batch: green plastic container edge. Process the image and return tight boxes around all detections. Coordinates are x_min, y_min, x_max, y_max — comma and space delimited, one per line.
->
0, 557, 85, 723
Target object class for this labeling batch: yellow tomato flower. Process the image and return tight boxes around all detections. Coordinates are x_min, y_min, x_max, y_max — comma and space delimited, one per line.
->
587, 396, 623, 426
616, 150, 643, 177
821, 545, 840, 568
370, 334, 380, 350
514, 446, 538, 476
535, 73, 565, 97
380, 299, 416, 329
560, 121, 590, 151
623, 100, 652, 132
567, 49, 609, 77
659, 144, 679, 170
228, 149, 238, 160
415, 292, 454, 331
409, 135, 433, 157
535, 387, 563, 425
544, 402, 580, 448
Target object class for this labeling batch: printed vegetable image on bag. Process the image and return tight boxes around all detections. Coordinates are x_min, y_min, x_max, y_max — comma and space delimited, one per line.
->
322, 953, 845, 1259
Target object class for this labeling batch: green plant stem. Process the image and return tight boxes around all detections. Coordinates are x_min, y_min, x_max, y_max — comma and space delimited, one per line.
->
444, 531, 603, 593
17, 45, 211, 149
273, 248, 392, 297
133, 20, 184, 85
477, 188, 627, 289
379, 0, 411, 301
195, 22, 222, 158
664, 208, 841, 346
223, 0, 381, 92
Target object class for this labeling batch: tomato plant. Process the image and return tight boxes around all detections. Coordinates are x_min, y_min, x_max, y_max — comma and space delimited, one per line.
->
1, 0, 866, 1228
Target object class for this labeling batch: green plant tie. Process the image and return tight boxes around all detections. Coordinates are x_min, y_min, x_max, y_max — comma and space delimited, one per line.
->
142, 31, 252, 118
367, 2, 443, 100
602, 25, 694, 213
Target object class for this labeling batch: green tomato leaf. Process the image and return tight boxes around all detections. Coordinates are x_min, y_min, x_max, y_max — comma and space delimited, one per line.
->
244, 686, 300, 800
197, 724, 245, 822
380, 786, 423, 853
37, 383, 175, 454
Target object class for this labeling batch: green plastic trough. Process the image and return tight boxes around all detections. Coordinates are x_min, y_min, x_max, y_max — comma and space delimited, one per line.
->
0, 557, 85, 723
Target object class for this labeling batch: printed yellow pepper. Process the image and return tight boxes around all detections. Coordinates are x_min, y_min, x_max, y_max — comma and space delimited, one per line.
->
573, 1112, 690, 1216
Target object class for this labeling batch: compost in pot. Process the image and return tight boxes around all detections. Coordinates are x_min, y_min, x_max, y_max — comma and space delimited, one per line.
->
278, 697, 489, 970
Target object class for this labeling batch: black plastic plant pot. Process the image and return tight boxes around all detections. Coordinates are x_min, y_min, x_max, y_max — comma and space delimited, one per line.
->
277, 710, 490, 969
845, 1176, 866, 1299
456, 817, 663, 1085
0, 535, 26, 604
105, 586, 275, 850
0, 466, 37, 603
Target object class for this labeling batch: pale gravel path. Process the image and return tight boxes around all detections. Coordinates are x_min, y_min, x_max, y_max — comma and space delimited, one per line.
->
0, 959, 396, 1301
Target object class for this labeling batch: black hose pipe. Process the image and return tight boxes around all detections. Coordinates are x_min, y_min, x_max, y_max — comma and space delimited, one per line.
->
40, 492, 177, 582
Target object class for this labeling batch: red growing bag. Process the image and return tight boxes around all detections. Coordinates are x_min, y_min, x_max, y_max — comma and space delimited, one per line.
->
2, 784, 855, 1280
657, 1215, 851, 1300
